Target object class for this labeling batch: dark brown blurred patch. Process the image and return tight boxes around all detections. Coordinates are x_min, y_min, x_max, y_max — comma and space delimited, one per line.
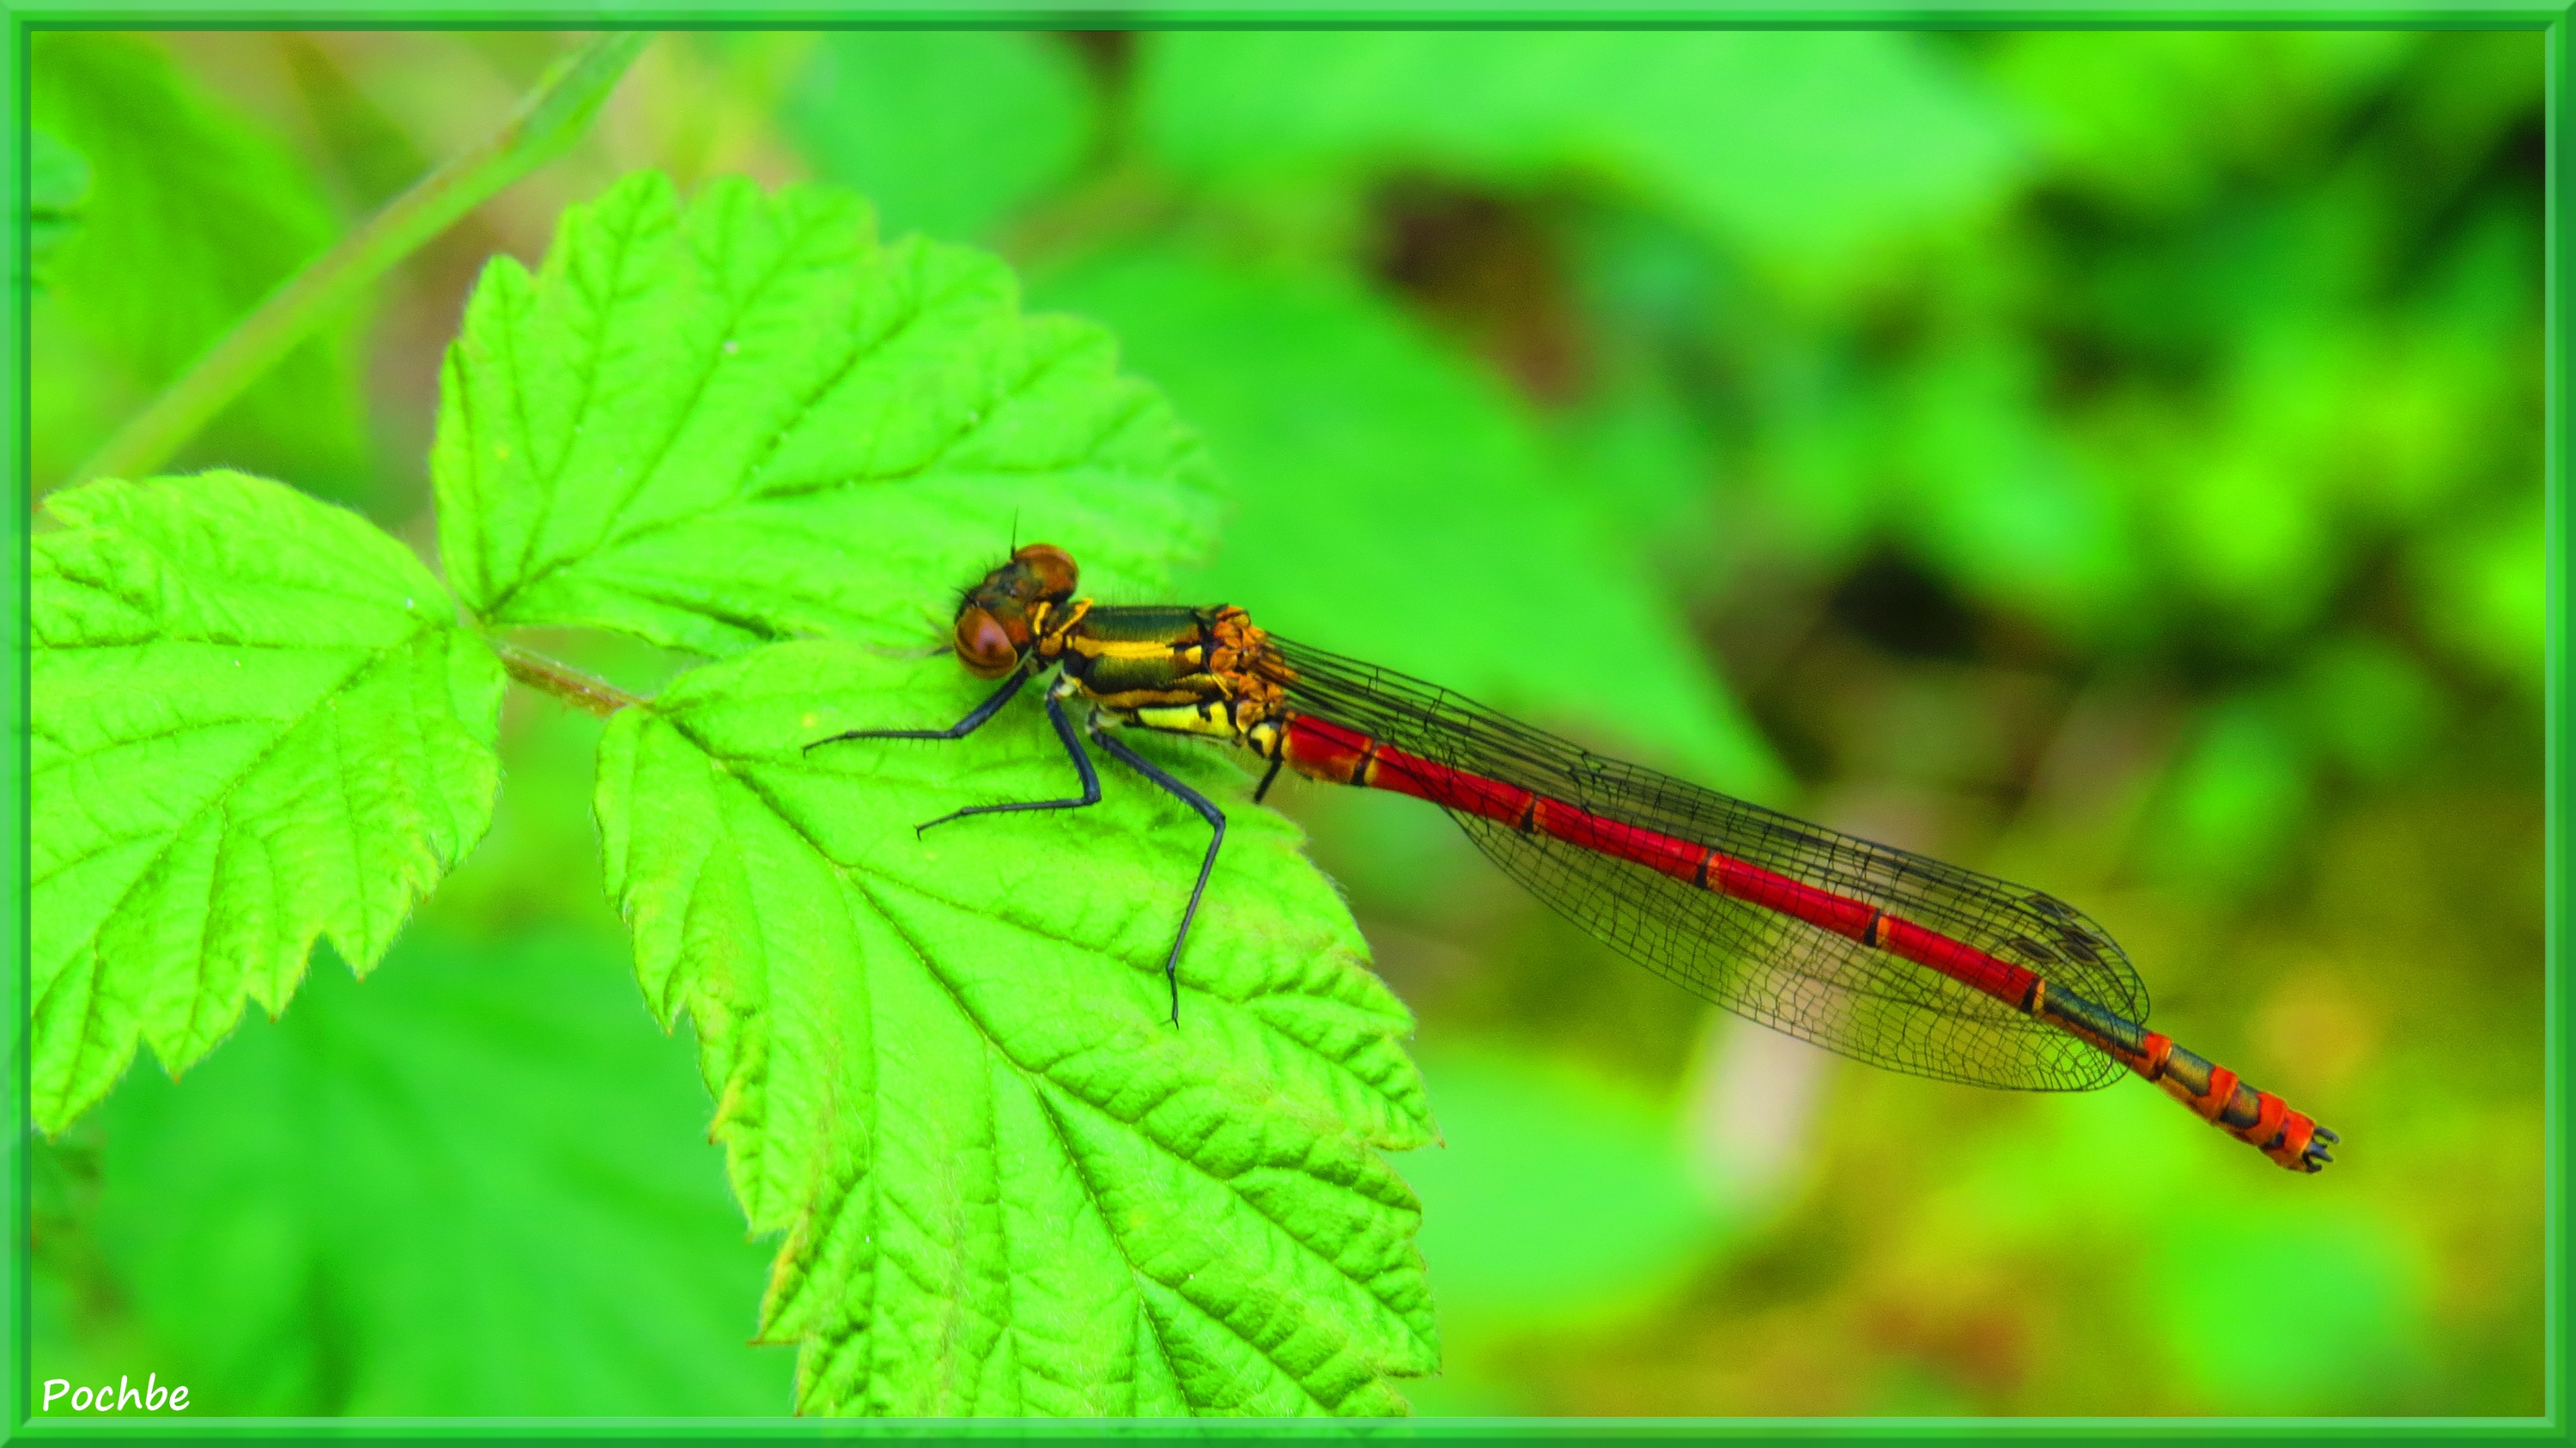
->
1058, 29, 1134, 88
1368, 176, 1589, 407
1830, 550, 1984, 662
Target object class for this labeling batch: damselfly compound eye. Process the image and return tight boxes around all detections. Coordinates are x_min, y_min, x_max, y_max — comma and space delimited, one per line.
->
955, 607, 1018, 678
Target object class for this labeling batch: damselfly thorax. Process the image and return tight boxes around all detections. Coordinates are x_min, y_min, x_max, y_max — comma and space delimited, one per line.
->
807, 543, 2337, 1174
947, 547, 1299, 766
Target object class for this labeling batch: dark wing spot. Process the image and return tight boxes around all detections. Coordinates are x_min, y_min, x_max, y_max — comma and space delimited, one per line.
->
1998, 934, 2063, 966
2051, 929, 2105, 965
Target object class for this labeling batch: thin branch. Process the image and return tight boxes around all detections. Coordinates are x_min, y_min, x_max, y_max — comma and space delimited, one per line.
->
66, 32, 653, 490
491, 638, 641, 719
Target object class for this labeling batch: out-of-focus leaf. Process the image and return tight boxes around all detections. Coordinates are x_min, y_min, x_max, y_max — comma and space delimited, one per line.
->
2393, 29, 2543, 163
596, 642, 1437, 1415
1554, 350, 1720, 583
1912, 1081, 2424, 1413
2160, 1193, 2426, 1412
1988, 32, 2415, 213
2139, 700, 2313, 895
2355, 204, 2542, 526
2288, 638, 2444, 785
2412, 497, 2544, 687
1138, 32, 2023, 283
1898, 337, 2142, 641
782, 32, 1096, 242
32, 473, 504, 1132
1740, 334, 1896, 569
435, 172, 1218, 658
32, 33, 368, 494
2105, 272, 2359, 641
2157, 440, 2335, 641
63, 928, 792, 1414
1399, 1046, 1722, 1325
30, 126, 90, 281
2382, 216, 2541, 691
2338, 332, 2525, 532
1032, 244, 1782, 798
2099, 200, 2530, 646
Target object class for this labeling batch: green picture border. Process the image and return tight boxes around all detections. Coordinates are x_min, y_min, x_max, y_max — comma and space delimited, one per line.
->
5, 9, 2563, 1439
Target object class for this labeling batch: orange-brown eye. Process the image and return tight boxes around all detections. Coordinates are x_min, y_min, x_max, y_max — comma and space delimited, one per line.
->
1013, 543, 1078, 598
955, 606, 1020, 678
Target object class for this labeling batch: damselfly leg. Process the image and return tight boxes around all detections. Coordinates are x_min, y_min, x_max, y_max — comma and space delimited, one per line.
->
913, 691, 1101, 835
803, 672, 1104, 835
1089, 722, 1226, 1026
802, 668, 1030, 748
800, 671, 1219, 1024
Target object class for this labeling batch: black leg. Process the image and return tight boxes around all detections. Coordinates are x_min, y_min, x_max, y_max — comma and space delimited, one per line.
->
914, 691, 1102, 835
1089, 726, 1224, 1026
803, 669, 1027, 752
1253, 753, 1285, 805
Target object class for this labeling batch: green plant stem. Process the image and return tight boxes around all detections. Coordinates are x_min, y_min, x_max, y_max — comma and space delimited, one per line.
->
492, 639, 641, 718
66, 31, 653, 490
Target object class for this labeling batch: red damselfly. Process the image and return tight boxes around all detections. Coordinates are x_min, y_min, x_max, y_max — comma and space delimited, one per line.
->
807, 545, 2336, 1174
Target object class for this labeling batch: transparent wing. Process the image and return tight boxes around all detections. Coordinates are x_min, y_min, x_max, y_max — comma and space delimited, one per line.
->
1266, 637, 2142, 1092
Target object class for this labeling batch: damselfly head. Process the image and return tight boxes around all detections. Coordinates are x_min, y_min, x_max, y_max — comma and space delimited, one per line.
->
1011, 544, 1078, 597
951, 543, 1083, 678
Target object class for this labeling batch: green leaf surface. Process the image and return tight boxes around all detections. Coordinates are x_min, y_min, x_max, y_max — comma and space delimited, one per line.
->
1989, 32, 2415, 214
2287, 637, 2443, 785
782, 32, 1097, 242
1898, 336, 2142, 640
1400, 1047, 1722, 1326
2413, 495, 2544, 686
51, 928, 791, 1414
30, 126, 91, 280
32, 472, 505, 1132
1926, 1081, 2425, 1413
434, 171, 1218, 658
32, 33, 368, 492
2140, 699, 2314, 897
1137, 32, 2023, 279
595, 641, 1437, 1415
1031, 245, 1782, 799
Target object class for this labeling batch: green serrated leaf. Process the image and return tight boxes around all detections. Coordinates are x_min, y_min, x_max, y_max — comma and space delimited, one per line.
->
434, 171, 1220, 657
32, 33, 368, 492
595, 641, 1437, 1415
31, 472, 506, 1132
52, 928, 791, 1415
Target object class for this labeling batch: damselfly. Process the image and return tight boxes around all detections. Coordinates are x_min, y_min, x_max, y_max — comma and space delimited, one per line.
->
807, 545, 2336, 1174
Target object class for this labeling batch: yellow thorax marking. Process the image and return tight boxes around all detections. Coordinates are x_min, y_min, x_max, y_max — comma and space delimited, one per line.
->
1031, 597, 1092, 657
1079, 636, 1188, 661
1133, 703, 1240, 739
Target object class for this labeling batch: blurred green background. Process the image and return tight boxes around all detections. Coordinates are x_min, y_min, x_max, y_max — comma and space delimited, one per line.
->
28, 29, 2543, 1416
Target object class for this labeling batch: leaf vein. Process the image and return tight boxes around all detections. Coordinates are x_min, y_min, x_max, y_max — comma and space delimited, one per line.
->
504, 198, 652, 605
